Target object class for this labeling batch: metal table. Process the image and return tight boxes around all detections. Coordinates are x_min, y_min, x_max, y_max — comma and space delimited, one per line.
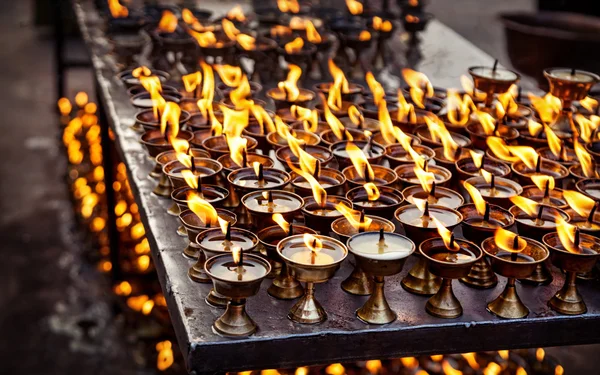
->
72, 1, 599, 373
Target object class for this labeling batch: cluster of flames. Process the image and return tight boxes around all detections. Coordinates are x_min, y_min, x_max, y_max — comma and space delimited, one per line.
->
230, 348, 563, 375
59, 93, 174, 371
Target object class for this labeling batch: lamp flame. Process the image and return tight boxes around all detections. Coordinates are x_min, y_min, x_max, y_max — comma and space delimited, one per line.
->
236, 34, 256, 51
364, 182, 380, 201
335, 202, 373, 231
528, 93, 561, 125
306, 21, 322, 43
160, 102, 180, 138
495, 227, 527, 253
433, 216, 460, 251
414, 164, 435, 194
358, 30, 371, 41
345, 0, 363, 15
277, 0, 300, 13
158, 10, 178, 33
510, 196, 539, 217
555, 216, 582, 254
304, 233, 323, 253
574, 139, 597, 177
181, 169, 198, 189
487, 136, 520, 163
272, 213, 291, 233
563, 190, 596, 218
528, 119, 543, 137
402, 68, 433, 109
446, 90, 474, 126
346, 142, 375, 181
214, 64, 243, 87
182, 71, 202, 94
227, 5, 246, 22
285, 37, 304, 54
531, 175, 555, 192
279, 64, 302, 101
372, 16, 392, 32
108, 0, 128, 18
463, 181, 487, 216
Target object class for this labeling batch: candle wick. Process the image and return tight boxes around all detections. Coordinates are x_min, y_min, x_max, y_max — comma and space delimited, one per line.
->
364, 163, 371, 183
225, 222, 232, 242
242, 148, 248, 168
535, 155, 541, 173
483, 202, 490, 223
536, 204, 544, 221
422, 159, 428, 172
481, 154, 486, 169
288, 224, 293, 237
544, 180, 550, 198
378, 228, 386, 254
197, 175, 202, 193
423, 201, 430, 217
313, 160, 321, 179
454, 146, 462, 161
588, 202, 598, 223
490, 174, 496, 190
492, 59, 499, 72
517, 86, 522, 102
513, 235, 520, 251
571, 68, 576, 77
574, 227, 581, 250
449, 233, 457, 251
237, 248, 244, 280
359, 210, 366, 233
430, 180, 436, 197
258, 164, 264, 183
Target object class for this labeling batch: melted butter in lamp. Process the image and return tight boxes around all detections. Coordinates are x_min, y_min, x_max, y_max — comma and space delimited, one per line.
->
199, 231, 256, 252
478, 184, 516, 198
348, 232, 413, 260
471, 67, 518, 81
398, 206, 459, 228
244, 193, 302, 213
208, 257, 268, 281
281, 241, 344, 265
547, 68, 597, 83
429, 247, 477, 264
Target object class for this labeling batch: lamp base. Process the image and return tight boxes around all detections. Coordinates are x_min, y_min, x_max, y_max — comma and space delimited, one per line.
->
288, 282, 326, 324
549, 271, 587, 315
356, 276, 396, 324
426, 278, 462, 319
402, 256, 441, 295
487, 278, 529, 319
520, 262, 553, 285
167, 202, 180, 216
341, 261, 374, 296
188, 251, 211, 283
268, 263, 304, 300
213, 298, 257, 337
206, 288, 229, 308
152, 174, 172, 197
183, 243, 200, 260
177, 225, 187, 237
460, 258, 498, 289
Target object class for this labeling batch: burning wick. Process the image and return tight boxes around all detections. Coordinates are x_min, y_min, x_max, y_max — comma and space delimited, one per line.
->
535, 204, 545, 226
587, 202, 599, 223
257, 163, 264, 184
423, 200, 430, 217
490, 174, 496, 192
310, 238, 318, 265
197, 175, 203, 194
483, 202, 490, 223
236, 247, 244, 280
362, 137, 373, 157
571, 68, 576, 77
359, 210, 366, 233
267, 190, 274, 210
574, 226, 581, 249
544, 179, 550, 199
511, 235, 520, 261
517, 86, 522, 102
535, 155, 542, 173
222, 222, 232, 250
377, 228, 387, 254
454, 146, 462, 161
242, 148, 248, 168
319, 190, 327, 209
364, 163, 371, 183
492, 59, 499, 73
313, 159, 321, 179
429, 180, 436, 197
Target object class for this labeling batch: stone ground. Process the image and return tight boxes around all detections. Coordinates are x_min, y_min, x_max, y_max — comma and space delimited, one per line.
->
0, 0, 598, 374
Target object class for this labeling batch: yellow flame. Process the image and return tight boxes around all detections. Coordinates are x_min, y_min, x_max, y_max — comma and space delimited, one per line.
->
328, 59, 350, 104
358, 30, 371, 41
487, 136, 520, 163
182, 9, 205, 31
57, 97, 72, 116
188, 192, 228, 232
182, 71, 202, 93
75, 91, 88, 108
507, 145, 539, 169
563, 190, 596, 218
497, 86, 520, 116
287, 134, 318, 174
158, 10, 178, 33
470, 150, 484, 169
463, 181, 487, 216
446, 90, 474, 126
345, 0, 363, 15
433, 216, 460, 251
365, 360, 382, 374
304, 233, 323, 253
495, 227, 527, 253
285, 37, 304, 54
322, 93, 347, 139
214, 64, 243, 87
536, 348, 545, 362
287, 159, 326, 205
366, 72, 385, 106
271, 25, 292, 38
228, 136, 248, 168
108, 0, 128, 18
292, 105, 319, 133
348, 105, 364, 127
402, 69, 434, 109
424, 115, 459, 160
237, 33, 256, 51
335, 202, 373, 230
272, 213, 290, 233
556, 216, 582, 254
156, 340, 174, 371
510, 196, 539, 217
189, 30, 219, 47
483, 363, 502, 375
531, 175, 555, 192
414, 164, 435, 193
575, 114, 599, 144
364, 182, 380, 201
222, 18, 240, 41
574, 139, 597, 177
544, 125, 563, 158
160, 102, 180, 138
200, 62, 215, 102
222, 106, 249, 140
306, 21, 322, 43
277, 0, 300, 13
461, 353, 479, 370
346, 142, 374, 181
230, 75, 253, 110
181, 169, 198, 189
580, 96, 598, 113
529, 93, 561, 125
227, 5, 246, 22
528, 119, 543, 137
279, 64, 303, 101
326, 364, 346, 375
232, 245, 242, 265
251, 104, 275, 134
442, 361, 463, 375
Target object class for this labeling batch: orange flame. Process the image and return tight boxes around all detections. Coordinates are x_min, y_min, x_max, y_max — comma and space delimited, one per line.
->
528, 119, 543, 137
181, 169, 198, 189
475, 110, 497, 135
158, 10, 178, 33
497, 86, 520, 116
348, 105, 364, 127
214, 64, 243, 87
358, 30, 371, 41
345, 0, 363, 15
272, 213, 291, 233
75, 91, 88, 108
545, 125, 563, 158
580, 96, 598, 113
228, 136, 248, 168
189, 30, 219, 47
187, 192, 228, 233
230, 75, 253, 109
321, 94, 348, 139
270, 25, 292, 38
574, 139, 597, 177
182, 9, 204, 30
364, 182, 380, 201
531, 175, 555, 192
278, 64, 303, 101
461, 353, 479, 370
292, 106, 319, 133
277, 0, 300, 13
366, 72, 385, 106
57, 97, 72, 116
328, 59, 350, 103
251, 104, 275, 134
424, 115, 459, 161
372, 16, 393, 32
108, 0, 128, 18
132, 66, 151, 78
285, 37, 304, 54
306, 21, 322, 43
335, 202, 373, 230
287, 159, 327, 205
304, 233, 323, 253
414, 164, 435, 193
227, 5, 246, 22
222, 19, 240, 41
446, 90, 474, 126
171, 136, 190, 156
510, 196, 539, 217
346, 142, 375, 181
555, 216, 582, 254
463, 181, 487, 216
160, 102, 180, 138
575, 114, 599, 144
487, 136, 520, 163
442, 361, 463, 375
182, 71, 202, 93
402, 69, 434, 109
433, 216, 460, 251
528, 93, 561, 125
287, 134, 318, 174
507, 145, 539, 169
470, 149, 484, 169
495, 227, 527, 253
563, 190, 596, 218
237, 34, 256, 51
